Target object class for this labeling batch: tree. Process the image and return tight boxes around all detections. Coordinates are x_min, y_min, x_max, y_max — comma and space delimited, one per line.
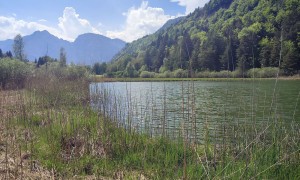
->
281, 40, 299, 75
36, 56, 55, 68
13, 34, 25, 61
6, 51, 13, 58
179, 33, 193, 69
0, 49, 3, 58
190, 38, 201, 71
259, 38, 272, 67
59, 47, 67, 67
93, 62, 107, 75
237, 23, 262, 75
124, 62, 136, 77
144, 49, 152, 71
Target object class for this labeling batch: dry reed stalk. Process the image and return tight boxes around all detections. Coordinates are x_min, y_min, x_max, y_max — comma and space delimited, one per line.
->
163, 82, 166, 137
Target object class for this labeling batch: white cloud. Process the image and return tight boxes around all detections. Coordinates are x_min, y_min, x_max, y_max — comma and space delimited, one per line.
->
58, 7, 101, 41
0, 4, 176, 42
38, 19, 47, 22
106, 1, 174, 42
0, 7, 103, 41
171, 0, 209, 14
0, 16, 59, 41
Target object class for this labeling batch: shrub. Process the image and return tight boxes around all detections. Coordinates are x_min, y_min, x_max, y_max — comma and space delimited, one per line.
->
172, 69, 188, 78
140, 71, 155, 78
247, 67, 279, 78
67, 65, 89, 80
0, 58, 31, 89
155, 70, 173, 78
27, 64, 89, 107
195, 70, 243, 78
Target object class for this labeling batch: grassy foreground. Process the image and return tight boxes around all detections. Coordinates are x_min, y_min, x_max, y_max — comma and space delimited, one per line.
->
1, 73, 300, 179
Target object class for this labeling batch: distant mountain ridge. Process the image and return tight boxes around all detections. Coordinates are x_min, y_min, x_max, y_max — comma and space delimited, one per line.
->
0, 30, 126, 65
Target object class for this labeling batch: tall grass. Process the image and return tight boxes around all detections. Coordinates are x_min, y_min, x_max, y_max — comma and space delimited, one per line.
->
90, 79, 300, 179
1, 63, 299, 179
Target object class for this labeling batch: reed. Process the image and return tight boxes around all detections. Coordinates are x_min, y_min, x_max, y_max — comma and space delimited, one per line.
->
0, 64, 299, 179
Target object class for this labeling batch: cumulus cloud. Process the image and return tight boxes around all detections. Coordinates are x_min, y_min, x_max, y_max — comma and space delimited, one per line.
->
171, 0, 210, 14
0, 7, 102, 41
0, 4, 177, 42
58, 7, 101, 41
107, 1, 174, 42
0, 16, 59, 40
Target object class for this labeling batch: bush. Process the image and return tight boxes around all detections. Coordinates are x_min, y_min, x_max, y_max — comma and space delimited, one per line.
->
140, 71, 155, 78
155, 70, 173, 78
67, 65, 90, 80
195, 70, 243, 78
247, 67, 279, 78
172, 69, 188, 78
27, 63, 90, 107
0, 58, 31, 89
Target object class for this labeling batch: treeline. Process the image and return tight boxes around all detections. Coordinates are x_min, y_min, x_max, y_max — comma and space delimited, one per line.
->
0, 48, 13, 59
0, 45, 89, 89
102, 0, 299, 77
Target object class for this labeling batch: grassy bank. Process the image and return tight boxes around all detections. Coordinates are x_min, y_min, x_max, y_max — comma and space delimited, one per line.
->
1, 75, 203, 179
1, 70, 300, 179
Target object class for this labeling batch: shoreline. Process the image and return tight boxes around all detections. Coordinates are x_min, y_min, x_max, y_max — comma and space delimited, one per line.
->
91, 76, 300, 82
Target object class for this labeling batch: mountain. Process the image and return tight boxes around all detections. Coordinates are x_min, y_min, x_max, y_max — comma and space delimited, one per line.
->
158, 16, 184, 32
0, 30, 126, 65
23, 31, 71, 61
110, 0, 300, 76
71, 33, 126, 65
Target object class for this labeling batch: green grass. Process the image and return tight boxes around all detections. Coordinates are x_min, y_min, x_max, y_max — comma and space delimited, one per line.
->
3, 71, 300, 179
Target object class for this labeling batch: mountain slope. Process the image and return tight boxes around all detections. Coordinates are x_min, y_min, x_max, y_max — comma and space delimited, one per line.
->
71, 33, 126, 65
0, 31, 126, 65
23, 31, 71, 61
110, 0, 300, 76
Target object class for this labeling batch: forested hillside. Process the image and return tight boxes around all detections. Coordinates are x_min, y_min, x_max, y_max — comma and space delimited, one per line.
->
107, 0, 300, 77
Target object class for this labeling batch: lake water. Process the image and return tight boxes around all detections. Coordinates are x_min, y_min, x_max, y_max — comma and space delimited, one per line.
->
90, 80, 300, 143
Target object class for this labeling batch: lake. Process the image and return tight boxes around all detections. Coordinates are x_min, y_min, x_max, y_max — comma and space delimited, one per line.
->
90, 80, 300, 143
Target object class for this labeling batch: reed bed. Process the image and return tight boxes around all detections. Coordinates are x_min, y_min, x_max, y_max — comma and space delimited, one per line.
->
91, 78, 300, 179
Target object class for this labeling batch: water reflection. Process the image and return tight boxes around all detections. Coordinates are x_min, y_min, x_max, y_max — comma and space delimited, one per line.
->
90, 80, 300, 143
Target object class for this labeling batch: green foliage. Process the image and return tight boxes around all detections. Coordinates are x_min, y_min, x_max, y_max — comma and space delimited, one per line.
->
124, 62, 138, 77
67, 64, 90, 80
13, 34, 26, 61
0, 49, 3, 58
92, 62, 107, 75
247, 67, 279, 78
108, 0, 300, 77
173, 68, 188, 78
140, 71, 155, 78
59, 47, 67, 67
0, 58, 31, 89
36, 55, 57, 67
281, 40, 299, 75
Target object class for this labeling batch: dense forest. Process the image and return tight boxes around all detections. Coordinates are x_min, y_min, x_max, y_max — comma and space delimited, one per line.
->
103, 0, 299, 77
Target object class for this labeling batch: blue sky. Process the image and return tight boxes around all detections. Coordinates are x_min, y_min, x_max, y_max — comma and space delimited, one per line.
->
0, 0, 210, 42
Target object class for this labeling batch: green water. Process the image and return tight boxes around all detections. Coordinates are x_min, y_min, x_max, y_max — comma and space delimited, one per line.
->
90, 80, 300, 142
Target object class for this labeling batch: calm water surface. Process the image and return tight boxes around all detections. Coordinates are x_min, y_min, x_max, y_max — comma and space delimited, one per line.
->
90, 80, 300, 142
